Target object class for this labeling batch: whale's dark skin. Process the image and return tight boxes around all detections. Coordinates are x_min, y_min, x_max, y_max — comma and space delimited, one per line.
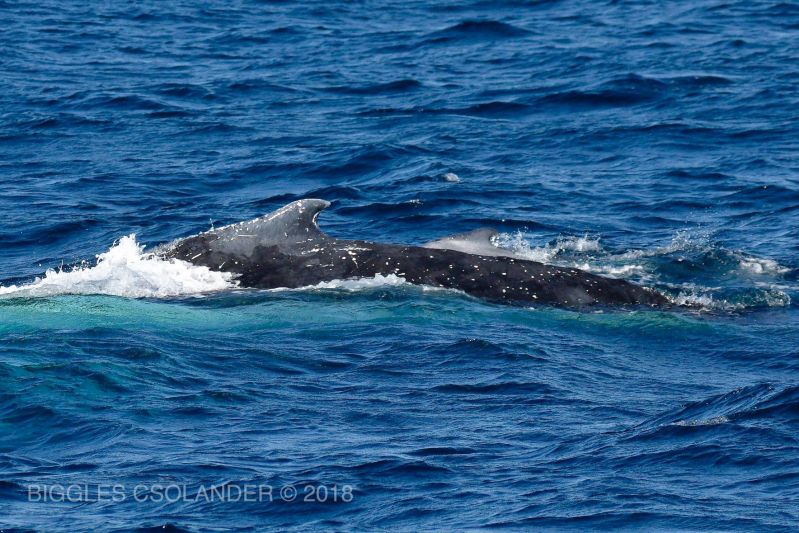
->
159, 199, 668, 307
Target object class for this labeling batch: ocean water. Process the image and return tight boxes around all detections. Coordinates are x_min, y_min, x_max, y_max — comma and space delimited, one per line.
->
1, 0, 799, 530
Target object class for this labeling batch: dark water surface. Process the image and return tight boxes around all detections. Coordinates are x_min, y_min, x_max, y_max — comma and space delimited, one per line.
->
1, 1, 798, 530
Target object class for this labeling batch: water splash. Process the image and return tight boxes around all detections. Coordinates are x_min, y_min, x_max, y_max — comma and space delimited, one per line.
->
494, 231, 603, 264
495, 230, 794, 310
0, 235, 236, 298
1, 230, 793, 310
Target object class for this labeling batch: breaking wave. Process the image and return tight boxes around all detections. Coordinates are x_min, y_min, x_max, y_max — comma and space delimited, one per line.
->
632, 383, 799, 435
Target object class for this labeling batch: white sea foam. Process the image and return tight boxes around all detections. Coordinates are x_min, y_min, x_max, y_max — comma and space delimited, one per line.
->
673, 415, 730, 427
666, 283, 792, 310
495, 232, 603, 264
738, 256, 790, 275
498, 228, 792, 284
304, 273, 410, 291
613, 230, 711, 261
2, 228, 791, 310
669, 291, 731, 310
0, 235, 236, 298
495, 231, 647, 278
276, 274, 460, 295
577, 263, 647, 277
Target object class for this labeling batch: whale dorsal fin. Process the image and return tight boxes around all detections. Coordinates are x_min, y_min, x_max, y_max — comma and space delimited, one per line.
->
206, 198, 331, 255
423, 228, 513, 257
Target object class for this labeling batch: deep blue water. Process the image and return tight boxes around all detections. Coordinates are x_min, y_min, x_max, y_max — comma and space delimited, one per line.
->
2, 0, 799, 530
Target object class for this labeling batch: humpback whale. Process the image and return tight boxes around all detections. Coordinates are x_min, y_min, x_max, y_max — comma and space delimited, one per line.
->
160, 199, 668, 307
